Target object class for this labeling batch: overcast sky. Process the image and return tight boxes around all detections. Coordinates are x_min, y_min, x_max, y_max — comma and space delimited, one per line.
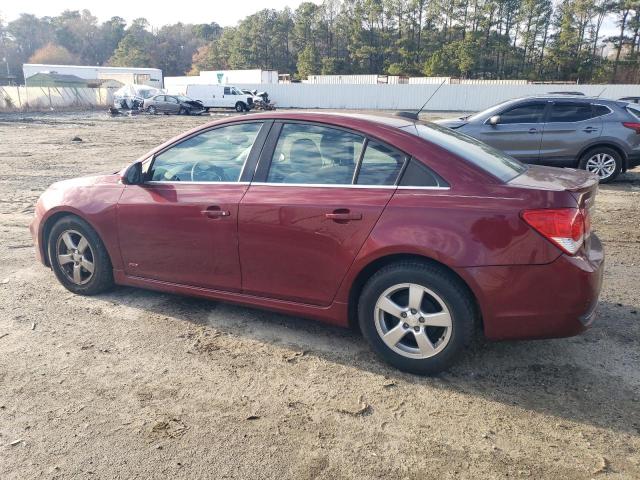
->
0, 0, 619, 37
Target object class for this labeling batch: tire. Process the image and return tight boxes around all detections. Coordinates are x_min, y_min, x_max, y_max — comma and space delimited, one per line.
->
147, 106, 157, 115
235, 102, 246, 112
358, 261, 476, 375
178, 107, 186, 115
48, 216, 114, 296
578, 147, 622, 183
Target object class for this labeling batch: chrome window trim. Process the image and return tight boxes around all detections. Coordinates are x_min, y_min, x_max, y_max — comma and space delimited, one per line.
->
144, 181, 251, 186
250, 182, 397, 189
396, 185, 451, 191
249, 182, 450, 190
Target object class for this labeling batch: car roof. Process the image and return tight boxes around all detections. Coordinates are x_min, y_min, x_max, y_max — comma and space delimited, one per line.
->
510, 95, 625, 105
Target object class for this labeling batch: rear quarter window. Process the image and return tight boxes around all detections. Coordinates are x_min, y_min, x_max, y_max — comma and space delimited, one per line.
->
402, 123, 527, 182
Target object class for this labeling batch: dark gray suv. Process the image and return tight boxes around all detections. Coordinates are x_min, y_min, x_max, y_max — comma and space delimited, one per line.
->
435, 95, 640, 182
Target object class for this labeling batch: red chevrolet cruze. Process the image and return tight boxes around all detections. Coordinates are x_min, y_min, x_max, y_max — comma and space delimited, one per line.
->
30, 112, 604, 374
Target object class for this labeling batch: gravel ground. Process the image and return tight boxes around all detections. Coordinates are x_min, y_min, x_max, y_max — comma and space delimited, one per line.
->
0, 110, 639, 479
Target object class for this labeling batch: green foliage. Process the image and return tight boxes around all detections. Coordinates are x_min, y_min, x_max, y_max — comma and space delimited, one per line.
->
4, 1, 640, 84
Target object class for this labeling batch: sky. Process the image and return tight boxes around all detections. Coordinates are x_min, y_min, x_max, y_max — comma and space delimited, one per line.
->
0, 0, 619, 38
0, 0, 319, 28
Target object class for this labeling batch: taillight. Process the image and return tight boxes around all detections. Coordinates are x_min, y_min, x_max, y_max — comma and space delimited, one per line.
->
521, 208, 586, 255
622, 122, 640, 134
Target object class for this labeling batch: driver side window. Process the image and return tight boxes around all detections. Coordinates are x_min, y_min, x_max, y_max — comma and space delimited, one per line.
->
148, 122, 263, 183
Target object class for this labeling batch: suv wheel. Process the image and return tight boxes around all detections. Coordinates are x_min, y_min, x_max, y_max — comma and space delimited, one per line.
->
48, 216, 114, 295
358, 262, 476, 375
235, 102, 246, 112
578, 147, 622, 183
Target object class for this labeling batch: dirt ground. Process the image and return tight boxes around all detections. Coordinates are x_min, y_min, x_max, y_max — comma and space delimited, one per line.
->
0, 110, 639, 480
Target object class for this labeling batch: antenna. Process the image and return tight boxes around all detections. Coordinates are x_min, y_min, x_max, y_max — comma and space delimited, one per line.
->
596, 87, 607, 98
416, 79, 447, 117
395, 79, 447, 121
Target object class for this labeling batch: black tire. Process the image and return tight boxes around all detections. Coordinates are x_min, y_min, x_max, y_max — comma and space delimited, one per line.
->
147, 106, 157, 115
48, 215, 114, 296
235, 102, 246, 112
178, 107, 186, 115
358, 261, 476, 375
578, 146, 622, 183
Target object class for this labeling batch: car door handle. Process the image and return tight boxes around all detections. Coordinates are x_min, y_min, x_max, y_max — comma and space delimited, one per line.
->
202, 206, 230, 218
325, 209, 362, 222
583, 127, 598, 133
528, 128, 538, 134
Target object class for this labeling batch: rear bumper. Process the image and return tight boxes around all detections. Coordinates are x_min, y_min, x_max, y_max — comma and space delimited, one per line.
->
458, 234, 604, 341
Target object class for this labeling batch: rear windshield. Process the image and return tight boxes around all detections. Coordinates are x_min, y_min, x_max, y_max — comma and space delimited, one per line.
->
401, 122, 527, 182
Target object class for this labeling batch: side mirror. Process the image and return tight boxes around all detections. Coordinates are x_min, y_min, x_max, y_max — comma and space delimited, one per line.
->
122, 161, 143, 185
488, 115, 501, 126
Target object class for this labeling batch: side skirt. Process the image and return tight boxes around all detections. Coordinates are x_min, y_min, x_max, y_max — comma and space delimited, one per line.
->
113, 270, 349, 327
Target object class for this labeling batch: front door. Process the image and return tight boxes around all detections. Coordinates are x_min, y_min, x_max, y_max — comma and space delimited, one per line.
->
471, 101, 547, 163
238, 122, 406, 306
539, 101, 604, 166
117, 121, 267, 291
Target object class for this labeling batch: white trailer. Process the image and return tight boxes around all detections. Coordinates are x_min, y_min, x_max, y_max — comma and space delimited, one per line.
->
23, 64, 163, 88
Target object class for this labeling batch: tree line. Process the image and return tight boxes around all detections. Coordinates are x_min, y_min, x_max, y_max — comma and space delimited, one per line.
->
1, 1, 640, 84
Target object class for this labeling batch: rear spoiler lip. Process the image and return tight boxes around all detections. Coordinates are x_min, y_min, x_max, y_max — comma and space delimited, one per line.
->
561, 168, 599, 193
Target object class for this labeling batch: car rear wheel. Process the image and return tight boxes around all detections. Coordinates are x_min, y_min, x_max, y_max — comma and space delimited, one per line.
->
48, 216, 114, 296
358, 262, 476, 375
578, 147, 622, 183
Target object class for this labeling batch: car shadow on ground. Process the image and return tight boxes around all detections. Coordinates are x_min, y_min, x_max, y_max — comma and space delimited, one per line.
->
96, 286, 640, 438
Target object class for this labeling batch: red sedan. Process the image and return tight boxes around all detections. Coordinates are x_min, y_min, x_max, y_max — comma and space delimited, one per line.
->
30, 112, 604, 374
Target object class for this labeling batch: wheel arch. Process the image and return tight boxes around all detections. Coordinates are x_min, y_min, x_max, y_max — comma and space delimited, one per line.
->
41, 210, 112, 268
577, 142, 628, 171
346, 253, 483, 334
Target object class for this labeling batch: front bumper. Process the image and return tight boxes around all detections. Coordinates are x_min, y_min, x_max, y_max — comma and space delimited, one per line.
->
458, 233, 604, 341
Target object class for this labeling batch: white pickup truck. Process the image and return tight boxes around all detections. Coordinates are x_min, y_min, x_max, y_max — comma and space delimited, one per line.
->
185, 85, 254, 112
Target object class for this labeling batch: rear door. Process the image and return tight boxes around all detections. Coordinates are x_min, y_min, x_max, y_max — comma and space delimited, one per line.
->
539, 101, 604, 166
469, 101, 547, 163
117, 121, 269, 291
238, 122, 405, 306
165, 96, 181, 113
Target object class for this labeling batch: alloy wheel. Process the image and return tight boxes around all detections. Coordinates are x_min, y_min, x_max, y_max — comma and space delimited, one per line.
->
56, 230, 95, 285
585, 153, 617, 180
374, 283, 453, 359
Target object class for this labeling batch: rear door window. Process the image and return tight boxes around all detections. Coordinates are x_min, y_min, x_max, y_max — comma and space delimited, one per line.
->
498, 103, 546, 124
548, 103, 594, 122
356, 141, 406, 186
266, 123, 364, 184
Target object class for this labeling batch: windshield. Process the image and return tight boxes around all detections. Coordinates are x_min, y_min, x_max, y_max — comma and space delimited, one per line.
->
402, 122, 527, 182
231, 87, 243, 95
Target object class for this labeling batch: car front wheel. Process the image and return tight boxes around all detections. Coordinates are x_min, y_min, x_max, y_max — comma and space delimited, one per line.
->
48, 216, 114, 295
235, 102, 246, 112
578, 147, 622, 183
358, 262, 476, 375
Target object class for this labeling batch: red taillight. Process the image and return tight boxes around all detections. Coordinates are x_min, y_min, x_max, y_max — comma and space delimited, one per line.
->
521, 208, 586, 255
622, 122, 640, 134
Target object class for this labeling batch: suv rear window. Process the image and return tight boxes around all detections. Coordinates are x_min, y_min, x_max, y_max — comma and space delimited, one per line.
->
549, 103, 593, 122
402, 123, 527, 182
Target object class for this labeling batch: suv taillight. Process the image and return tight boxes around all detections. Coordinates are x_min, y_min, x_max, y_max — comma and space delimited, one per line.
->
622, 122, 640, 134
521, 208, 586, 255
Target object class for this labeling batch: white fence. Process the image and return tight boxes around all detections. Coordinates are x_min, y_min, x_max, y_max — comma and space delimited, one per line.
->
0, 86, 114, 111
237, 83, 640, 111
1, 83, 639, 113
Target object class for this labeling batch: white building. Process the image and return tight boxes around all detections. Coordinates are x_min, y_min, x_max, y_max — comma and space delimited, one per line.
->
23, 64, 163, 88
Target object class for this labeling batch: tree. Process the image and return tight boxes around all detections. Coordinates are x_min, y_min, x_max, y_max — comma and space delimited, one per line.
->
28, 43, 78, 64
